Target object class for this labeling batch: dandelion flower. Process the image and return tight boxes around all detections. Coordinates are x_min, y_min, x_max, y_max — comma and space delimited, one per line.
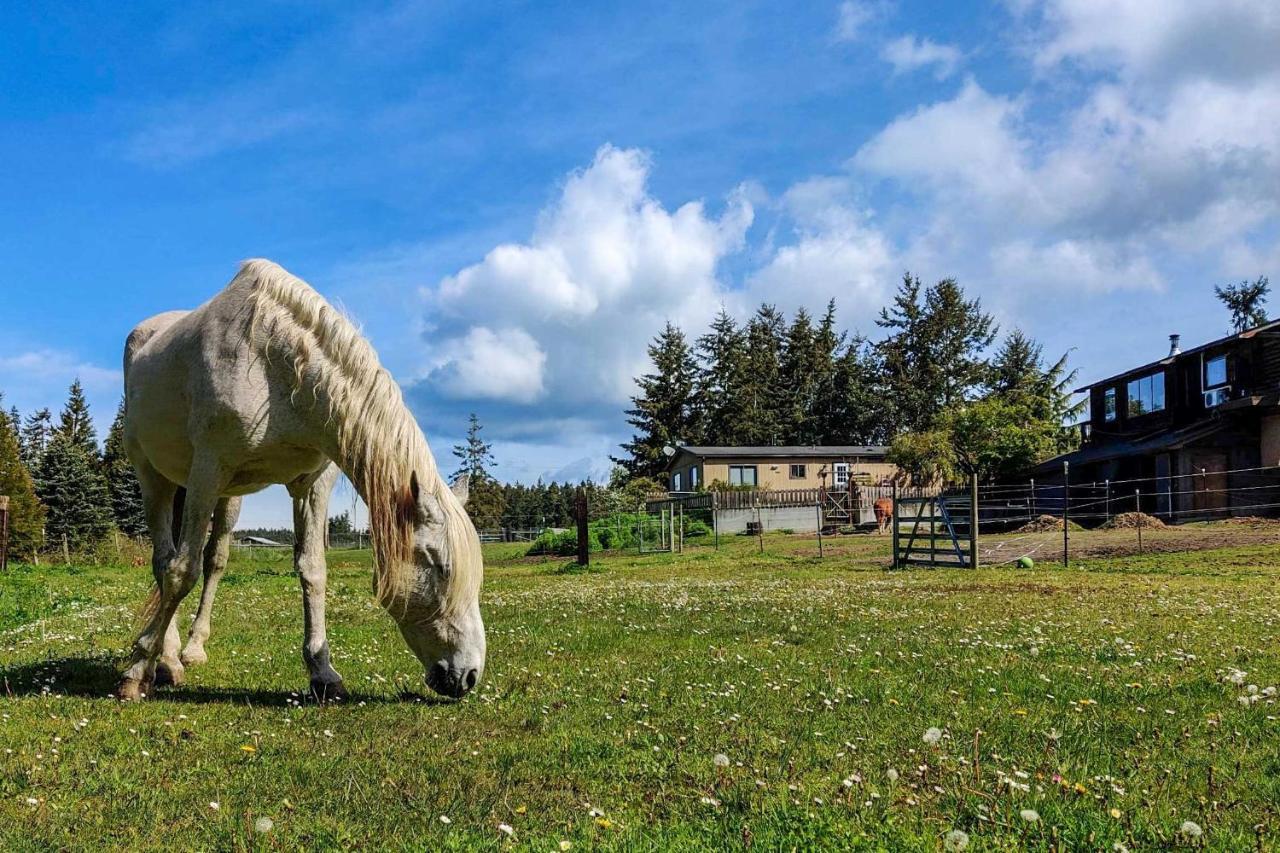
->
1180, 820, 1202, 838
560, 843, 572, 852
254, 817, 273, 833
1020, 809, 1039, 823
923, 727, 943, 746
943, 829, 970, 851
1109, 808, 1121, 819
713, 753, 730, 768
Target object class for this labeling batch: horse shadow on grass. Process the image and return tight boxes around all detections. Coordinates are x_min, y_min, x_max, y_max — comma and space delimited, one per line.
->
1, 656, 453, 706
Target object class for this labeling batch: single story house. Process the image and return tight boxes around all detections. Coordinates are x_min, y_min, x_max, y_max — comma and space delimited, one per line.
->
662, 445, 896, 493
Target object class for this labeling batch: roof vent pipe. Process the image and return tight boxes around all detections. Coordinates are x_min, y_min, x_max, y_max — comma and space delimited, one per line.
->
1169, 333, 1181, 357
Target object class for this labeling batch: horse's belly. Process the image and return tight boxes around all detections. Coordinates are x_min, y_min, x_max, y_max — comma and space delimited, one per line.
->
224, 447, 328, 495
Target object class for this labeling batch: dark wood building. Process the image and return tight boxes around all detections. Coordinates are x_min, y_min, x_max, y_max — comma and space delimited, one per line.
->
1033, 323, 1280, 519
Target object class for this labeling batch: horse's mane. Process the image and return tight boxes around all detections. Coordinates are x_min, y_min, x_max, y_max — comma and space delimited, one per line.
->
237, 259, 481, 616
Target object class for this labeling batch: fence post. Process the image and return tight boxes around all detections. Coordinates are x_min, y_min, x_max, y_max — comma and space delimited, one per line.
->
1135, 488, 1143, 554
891, 480, 900, 570
815, 499, 824, 558
1029, 478, 1036, 518
0, 495, 9, 573
575, 489, 589, 567
712, 492, 720, 550
969, 473, 979, 569
637, 504, 644, 554
1062, 461, 1070, 568
754, 494, 764, 553
1104, 479, 1111, 523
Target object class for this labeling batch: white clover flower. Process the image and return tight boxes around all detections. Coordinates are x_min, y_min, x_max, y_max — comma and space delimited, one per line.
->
497, 823, 514, 837
209, 802, 220, 811
1180, 820, 1202, 838
943, 829, 970, 851
254, 817, 273, 833
886, 768, 899, 783
439, 815, 452, 825
713, 753, 730, 768
923, 727, 943, 746
1020, 808, 1040, 823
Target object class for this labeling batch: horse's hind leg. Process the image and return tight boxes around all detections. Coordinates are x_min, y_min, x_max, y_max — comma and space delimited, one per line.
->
180, 496, 243, 667
118, 455, 223, 701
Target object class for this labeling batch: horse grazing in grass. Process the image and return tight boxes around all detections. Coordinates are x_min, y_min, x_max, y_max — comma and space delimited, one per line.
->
118, 259, 484, 701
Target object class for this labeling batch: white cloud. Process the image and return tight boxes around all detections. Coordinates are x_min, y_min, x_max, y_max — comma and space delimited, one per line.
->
426, 144, 754, 407
429, 326, 547, 403
881, 35, 963, 79
0, 349, 121, 392
834, 1, 876, 42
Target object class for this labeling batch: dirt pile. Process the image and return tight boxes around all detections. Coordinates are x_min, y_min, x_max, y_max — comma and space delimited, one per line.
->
1102, 512, 1166, 530
1016, 515, 1084, 533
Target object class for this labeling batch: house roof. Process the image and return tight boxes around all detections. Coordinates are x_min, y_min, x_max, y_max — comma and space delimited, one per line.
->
1075, 318, 1280, 393
674, 444, 890, 459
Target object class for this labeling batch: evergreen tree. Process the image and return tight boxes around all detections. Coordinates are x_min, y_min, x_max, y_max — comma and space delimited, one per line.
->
5, 403, 18, 447
57, 379, 99, 453
778, 307, 821, 444
736, 304, 787, 445
450, 413, 506, 524
615, 322, 700, 480
1215, 275, 1270, 333
0, 405, 46, 557
696, 308, 748, 445
19, 407, 52, 471
36, 381, 112, 549
328, 510, 354, 540
818, 337, 892, 445
103, 400, 148, 537
989, 329, 1082, 453
877, 274, 996, 434
452, 413, 496, 481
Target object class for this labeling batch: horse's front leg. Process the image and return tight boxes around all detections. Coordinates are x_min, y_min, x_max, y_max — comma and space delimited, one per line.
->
181, 496, 242, 666
118, 456, 223, 701
290, 464, 345, 701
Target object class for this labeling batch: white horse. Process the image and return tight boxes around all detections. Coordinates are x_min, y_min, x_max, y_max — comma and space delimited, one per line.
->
119, 259, 485, 701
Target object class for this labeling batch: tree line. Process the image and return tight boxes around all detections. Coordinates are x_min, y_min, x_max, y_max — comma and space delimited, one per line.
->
614, 273, 1082, 485
0, 380, 147, 558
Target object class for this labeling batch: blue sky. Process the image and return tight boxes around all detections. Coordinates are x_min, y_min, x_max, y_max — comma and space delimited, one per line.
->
2, 1, 1279, 527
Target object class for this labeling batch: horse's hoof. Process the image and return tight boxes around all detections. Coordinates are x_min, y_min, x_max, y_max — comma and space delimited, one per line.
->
310, 679, 348, 703
180, 646, 208, 667
153, 661, 185, 688
115, 677, 147, 701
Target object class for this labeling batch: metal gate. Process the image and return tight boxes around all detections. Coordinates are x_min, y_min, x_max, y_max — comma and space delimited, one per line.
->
892, 494, 975, 568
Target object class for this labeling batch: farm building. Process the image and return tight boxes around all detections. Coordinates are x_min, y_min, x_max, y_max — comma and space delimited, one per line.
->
661, 445, 896, 493
1034, 325, 1280, 519
655, 445, 907, 534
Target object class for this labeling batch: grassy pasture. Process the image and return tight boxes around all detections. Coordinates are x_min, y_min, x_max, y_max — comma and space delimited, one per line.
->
2, 529, 1280, 850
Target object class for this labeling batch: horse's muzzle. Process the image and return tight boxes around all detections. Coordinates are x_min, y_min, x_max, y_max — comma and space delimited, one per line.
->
427, 661, 478, 699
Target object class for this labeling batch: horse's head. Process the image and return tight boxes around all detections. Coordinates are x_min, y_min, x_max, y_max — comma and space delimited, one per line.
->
391, 472, 486, 699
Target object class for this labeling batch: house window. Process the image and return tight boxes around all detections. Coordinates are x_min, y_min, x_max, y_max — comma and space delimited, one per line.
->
789, 464, 806, 479
833, 462, 849, 487
1127, 371, 1166, 417
728, 465, 757, 487
1204, 355, 1228, 389
1103, 387, 1117, 422
672, 471, 682, 492
689, 466, 699, 489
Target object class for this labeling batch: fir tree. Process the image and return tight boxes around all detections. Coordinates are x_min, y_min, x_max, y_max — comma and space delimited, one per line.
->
737, 305, 786, 445
5, 403, 18, 447
103, 400, 148, 537
778, 307, 820, 444
36, 381, 112, 549
1214, 275, 1270, 333
19, 407, 52, 471
452, 413, 496, 481
616, 322, 700, 479
0, 405, 46, 557
696, 308, 747, 445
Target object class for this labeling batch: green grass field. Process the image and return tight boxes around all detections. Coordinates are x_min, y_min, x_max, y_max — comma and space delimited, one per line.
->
3, 530, 1280, 850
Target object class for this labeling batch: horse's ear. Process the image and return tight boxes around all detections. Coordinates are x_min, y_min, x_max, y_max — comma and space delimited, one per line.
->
409, 471, 421, 505
450, 474, 470, 506
397, 471, 421, 527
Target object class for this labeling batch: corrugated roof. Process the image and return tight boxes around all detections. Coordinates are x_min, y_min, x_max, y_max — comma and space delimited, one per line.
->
676, 445, 889, 458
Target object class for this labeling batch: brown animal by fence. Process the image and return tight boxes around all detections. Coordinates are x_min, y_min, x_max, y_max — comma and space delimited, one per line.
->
873, 497, 893, 534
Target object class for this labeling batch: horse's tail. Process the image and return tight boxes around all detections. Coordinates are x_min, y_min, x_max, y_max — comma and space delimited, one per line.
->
136, 583, 162, 627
